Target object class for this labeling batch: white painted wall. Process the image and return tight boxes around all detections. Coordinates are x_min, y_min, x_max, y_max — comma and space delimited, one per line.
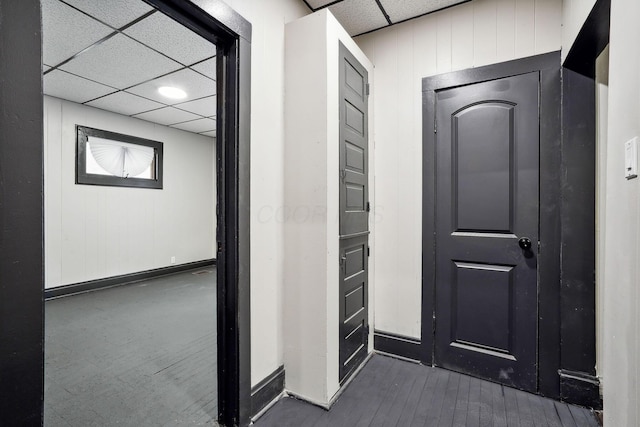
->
283, 9, 374, 405
601, 0, 640, 424
561, 0, 596, 62
354, 0, 562, 339
44, 95, 215, 289
215, 0, 310, 387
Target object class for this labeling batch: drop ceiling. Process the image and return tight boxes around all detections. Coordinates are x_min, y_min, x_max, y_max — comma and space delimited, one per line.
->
302, 0, 470, 36
42, 0, 217, 137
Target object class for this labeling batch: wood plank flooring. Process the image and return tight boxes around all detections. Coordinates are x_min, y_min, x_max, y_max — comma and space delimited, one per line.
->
255, 354, 599, 427
44, 268, 218, 426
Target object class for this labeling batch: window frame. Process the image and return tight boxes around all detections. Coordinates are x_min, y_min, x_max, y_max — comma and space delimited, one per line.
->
76, 125, 164, 189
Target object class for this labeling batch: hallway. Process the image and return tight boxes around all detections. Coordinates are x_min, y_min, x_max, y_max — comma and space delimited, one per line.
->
255, 354, 599, 427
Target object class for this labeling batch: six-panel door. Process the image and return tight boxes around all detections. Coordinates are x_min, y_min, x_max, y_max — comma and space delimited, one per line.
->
339, 42, 369, 383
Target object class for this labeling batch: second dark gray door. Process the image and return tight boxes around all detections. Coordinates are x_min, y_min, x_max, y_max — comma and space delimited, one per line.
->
339, 42, 369, 383
434, 72, 539, 391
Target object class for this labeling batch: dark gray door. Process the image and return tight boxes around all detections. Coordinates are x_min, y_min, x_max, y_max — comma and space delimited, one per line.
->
339, 42, 369, 383
434, 72, 539, 391
339, 235, 368, 382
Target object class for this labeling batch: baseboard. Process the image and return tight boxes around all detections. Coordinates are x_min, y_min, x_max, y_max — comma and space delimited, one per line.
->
559, 369, 602, 409
44, 259, 216, 300
374, 330, 421, 362
251, 365, 285, 417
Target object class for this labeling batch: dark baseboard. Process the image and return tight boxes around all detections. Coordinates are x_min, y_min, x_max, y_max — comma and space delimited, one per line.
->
44, 259, 216, 300
251, 365, 285, 417
374, 330, 421, 362
559, 369, 602, 409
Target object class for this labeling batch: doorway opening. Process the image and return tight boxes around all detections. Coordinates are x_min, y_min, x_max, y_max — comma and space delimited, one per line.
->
0, 0, 251, 425
42, 1, 219, 424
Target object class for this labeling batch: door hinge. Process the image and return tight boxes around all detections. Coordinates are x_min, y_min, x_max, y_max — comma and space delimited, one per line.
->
364, 324, 370, 335
340, 169, 347, 181
367, 246, 370, 257
366, 201, 371, 212
434, 120, 437, 134
365, 83, 370, 96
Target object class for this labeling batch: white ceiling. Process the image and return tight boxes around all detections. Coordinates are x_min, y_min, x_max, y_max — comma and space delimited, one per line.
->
42, 0, 217, 137
302, 0, 470, 36
42, 0, 465, 135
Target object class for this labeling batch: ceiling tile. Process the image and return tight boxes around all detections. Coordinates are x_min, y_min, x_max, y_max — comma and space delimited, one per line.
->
307, 0, 344, 8
86, 91, 165, 116
170, 118, 216, 133
379, 0, 466, 23
42, 0, 114, 66
60, 34, 183, 89
44, 70, 116, 104
329, 0, 388, 36
174, 96, 217, 118
133, 107, 200, 126
190, 57, 217, 80
126, 68, 216, 104
62, 0, 153, 28
200, 130, 217, 138
124, 12, 215, 66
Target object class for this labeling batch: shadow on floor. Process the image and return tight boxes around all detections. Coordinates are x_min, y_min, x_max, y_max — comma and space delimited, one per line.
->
254, 354, 599, 427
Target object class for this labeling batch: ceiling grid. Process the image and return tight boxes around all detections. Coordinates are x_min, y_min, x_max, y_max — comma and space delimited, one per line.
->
301, 0, 471, 36
42, 0, 217, 136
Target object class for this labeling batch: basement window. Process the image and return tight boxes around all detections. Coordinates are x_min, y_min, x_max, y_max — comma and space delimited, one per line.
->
76, 126, 163, 189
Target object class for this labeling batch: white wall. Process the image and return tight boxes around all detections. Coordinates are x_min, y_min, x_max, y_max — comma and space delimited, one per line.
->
601, 0, 640, 424
44, 96, 215, 289
283, 9, 374, 405
561, 0, 596, 62
216, 0, 310, 387
354, 0, 562, 339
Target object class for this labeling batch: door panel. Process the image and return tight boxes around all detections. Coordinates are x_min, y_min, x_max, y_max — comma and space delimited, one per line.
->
340, 45, 369, 237
339, 235, 368, 382
339, 42, 369, 383
454, 102, 514, 232
434, 72, 539, 391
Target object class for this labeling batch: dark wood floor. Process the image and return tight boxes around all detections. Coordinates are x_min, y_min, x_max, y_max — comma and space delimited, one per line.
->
255, 354, 599, 427
44, 268, 218, 426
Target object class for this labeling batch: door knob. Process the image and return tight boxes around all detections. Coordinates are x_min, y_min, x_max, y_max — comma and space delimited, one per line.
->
518, 237, 532, 251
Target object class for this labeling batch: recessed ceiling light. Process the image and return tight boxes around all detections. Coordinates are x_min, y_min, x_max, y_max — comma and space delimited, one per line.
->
158, 86, 187, 99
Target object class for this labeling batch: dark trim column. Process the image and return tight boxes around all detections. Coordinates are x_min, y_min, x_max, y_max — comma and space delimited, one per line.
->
0, 0, 45, 424
557, 0, 610, 409
558, 67, 599, 409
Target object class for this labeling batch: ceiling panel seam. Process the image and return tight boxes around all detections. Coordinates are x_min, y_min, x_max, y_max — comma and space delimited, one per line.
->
311, 0, 345, 12
46, 4, 214, 78
80, 55, 215, 106
57, 0, 151, 31
44, 4, 158, 73
43, 0, 218, 134
301, 0, 314, 12
352, 0, 473, 37
374, 0, 392, 25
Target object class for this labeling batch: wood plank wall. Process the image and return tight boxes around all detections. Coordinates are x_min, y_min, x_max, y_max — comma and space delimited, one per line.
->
355, 0, 562, 339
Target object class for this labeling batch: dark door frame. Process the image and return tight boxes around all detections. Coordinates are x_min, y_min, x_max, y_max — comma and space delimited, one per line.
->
422, 52, 563, 399
0, 0, 252, 425
558, 0, 609, 409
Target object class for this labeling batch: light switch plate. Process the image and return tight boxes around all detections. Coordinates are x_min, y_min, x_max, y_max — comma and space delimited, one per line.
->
625, 137, 638, 179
